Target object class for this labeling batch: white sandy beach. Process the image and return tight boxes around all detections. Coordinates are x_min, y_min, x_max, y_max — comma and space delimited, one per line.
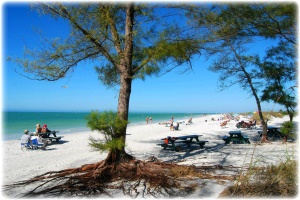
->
1, 114, 298, 198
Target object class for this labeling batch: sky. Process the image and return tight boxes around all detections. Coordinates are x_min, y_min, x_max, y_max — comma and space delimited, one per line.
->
1, 2, 294, 114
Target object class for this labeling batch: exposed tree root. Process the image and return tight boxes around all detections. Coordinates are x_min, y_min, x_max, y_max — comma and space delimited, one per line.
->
3, 159, 238, 198
260, 133, 271, 143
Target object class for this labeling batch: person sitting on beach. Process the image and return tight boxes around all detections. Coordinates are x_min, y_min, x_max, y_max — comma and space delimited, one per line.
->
220, 121, 227, 127
41, 124, 49, 133
173, 122, 180, 131
21, 130, 31, 146
41, 124, 57, 137
186, 118, 193, 125
36, 124, 42, 133
31, 133, 47, 149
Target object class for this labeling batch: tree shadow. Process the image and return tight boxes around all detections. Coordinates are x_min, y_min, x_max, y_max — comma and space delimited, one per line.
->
50, 140, 69, 145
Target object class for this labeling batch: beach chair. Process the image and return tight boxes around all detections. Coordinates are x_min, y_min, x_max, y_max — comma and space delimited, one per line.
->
21, 142, 31, 150
247, 120, 257, 129
31, 138, 45, 150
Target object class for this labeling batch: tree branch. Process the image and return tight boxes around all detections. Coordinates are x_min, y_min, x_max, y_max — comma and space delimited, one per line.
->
54, 3, 119, 68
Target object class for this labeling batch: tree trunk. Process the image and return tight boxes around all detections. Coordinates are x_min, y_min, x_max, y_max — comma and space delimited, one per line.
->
283, 135, 287, 143
105, 72, 134, 164
253, 88, 268, 142
259, 112, 269, 143
289, 114, 293, 122
286, 107, 294, 122
227, 40, 268, 142
105, 3, 135, 164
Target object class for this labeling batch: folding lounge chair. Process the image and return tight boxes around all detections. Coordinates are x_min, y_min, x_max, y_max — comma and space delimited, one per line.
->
31, 138, 45, 150
248, 120, 257, 129
21, 142, 31, 150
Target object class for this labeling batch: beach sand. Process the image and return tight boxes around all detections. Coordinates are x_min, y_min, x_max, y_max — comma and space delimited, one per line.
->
1, 114, 298, 198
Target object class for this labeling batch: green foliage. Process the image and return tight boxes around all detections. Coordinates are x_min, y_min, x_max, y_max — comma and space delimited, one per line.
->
259, 41, 296, 118
215, 4, 296, 43
95, 63, 120, 88
89, 137, 125, 154
86, 111, 128, 153
10, 3, 201, 85
280, 121, 295, 138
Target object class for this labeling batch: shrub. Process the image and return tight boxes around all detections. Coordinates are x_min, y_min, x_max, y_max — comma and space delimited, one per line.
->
280, 121, 296, 140
86, 111, 128, 153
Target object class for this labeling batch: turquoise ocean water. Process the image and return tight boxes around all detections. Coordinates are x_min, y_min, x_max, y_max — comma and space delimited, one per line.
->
2, 112, 206, 141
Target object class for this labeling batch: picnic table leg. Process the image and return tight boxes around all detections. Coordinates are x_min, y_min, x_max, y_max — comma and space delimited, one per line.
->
240, 136, 245, 144
175, 146, 182, 152
244, 138, 250, 144
171, 141, 177, 151
225, 137, 231, 144
199, 142, 204, 148
169, 140, 182, 152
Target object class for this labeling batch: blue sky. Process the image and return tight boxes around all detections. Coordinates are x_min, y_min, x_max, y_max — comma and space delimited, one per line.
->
1, 2, 291, 113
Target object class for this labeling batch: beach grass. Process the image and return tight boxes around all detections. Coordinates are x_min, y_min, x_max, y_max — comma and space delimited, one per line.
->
220, 146, 297, 197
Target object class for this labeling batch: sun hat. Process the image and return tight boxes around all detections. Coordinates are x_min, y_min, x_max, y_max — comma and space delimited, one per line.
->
36, 124, 40, 127
24, 130, 29, 134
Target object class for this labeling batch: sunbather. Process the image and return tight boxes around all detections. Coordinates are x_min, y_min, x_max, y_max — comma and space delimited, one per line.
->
220, 121, 227, 127
186, 118, 193, 125
172, 122, 180, 131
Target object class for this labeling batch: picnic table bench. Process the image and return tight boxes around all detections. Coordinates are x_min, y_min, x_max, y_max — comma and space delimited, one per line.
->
223, 131, 250, 144
157, 134, 208, 151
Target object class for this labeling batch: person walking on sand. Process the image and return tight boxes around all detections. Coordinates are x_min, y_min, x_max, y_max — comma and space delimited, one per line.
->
170, 121, 174, 131
146, 116, 149, 124
149, 117, 152, 123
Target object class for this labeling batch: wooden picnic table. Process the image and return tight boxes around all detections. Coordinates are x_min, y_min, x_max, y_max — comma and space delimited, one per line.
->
157, 134, 208, 151
223, 131, 250, 144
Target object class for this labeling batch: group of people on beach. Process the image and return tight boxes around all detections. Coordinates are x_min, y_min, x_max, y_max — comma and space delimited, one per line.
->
157, 116, 193, 131
35, 124, 56, 137
170, 121, 180, 131
20, 123, 54, 150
